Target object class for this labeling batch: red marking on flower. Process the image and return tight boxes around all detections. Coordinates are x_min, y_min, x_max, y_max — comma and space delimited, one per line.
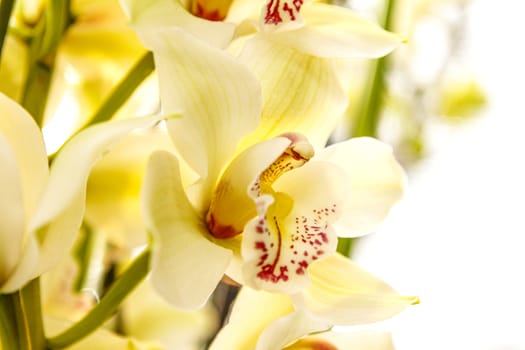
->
255, 241, 267, 252
264, 0, 282, 25
256, 217, 290, 283
264, 0, 303, 25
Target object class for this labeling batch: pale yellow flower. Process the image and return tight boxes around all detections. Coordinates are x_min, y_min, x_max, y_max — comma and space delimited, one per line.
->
211, 255, 417, 349
0, 92, 168, 293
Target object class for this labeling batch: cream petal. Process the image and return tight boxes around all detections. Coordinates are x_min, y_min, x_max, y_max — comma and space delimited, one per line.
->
242, 161, 345, 294
256, 310, 330, 350
30, 115, 170, 273
0, 93, 49, 223
121, 0, 234, 48
0, 235, 39, 293
210, 287, 294, 350
258, 0, 306, 33
84, 128, 176, 248
319, 137, 407, 237
270, 3, 404, 58
313, 331, 396, 350
294, 253, 418, 325
138, 28, 261, 201
0, 134, 26, 287
237, 37, 347, 150
142, 151, 232, 310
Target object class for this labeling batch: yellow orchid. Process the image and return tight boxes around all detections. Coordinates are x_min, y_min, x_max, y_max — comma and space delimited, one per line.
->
0, 92, 168, 293
117, 0, 409, 309
210, 254, 417, 350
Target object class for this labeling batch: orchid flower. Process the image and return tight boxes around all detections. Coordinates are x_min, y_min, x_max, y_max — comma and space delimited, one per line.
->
118, 0, 410, 310
0, 92, 169, 294
211, 254, 417, 349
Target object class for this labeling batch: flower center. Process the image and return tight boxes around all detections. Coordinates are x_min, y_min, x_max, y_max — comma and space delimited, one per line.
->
206, 133, 314, 239
190, 0, 234, 21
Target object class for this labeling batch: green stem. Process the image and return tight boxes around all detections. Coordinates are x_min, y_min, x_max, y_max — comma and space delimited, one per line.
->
88, 51, 155, 125
338, 0, 396, 257
21, 0, 71, 126
0, 0, 15, 63
46, 249, 151, 349
352, 0, 396, 138
48, 51, 155, 163
0, 278, 46, 350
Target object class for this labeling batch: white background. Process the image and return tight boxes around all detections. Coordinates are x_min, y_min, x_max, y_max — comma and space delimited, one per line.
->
353, 1, 525, 349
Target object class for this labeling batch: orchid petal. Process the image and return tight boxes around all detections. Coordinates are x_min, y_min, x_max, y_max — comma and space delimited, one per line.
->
0, 93, 49, 223
0, 134, 26, 287
270, 3, 404, 58
319, 137, 406, 237
242, 160, 345, 294
31, 115, 170, 273
238, 37, 347, 150
210, 287, 294, 350
0, 235, 39, 293
142, 151, 232, 310
309, 331, 396, 350
122, 280, 218, 348
257, 310, 330, 350
85, 128, 176, 248
122, 0, 234, 49
294, 253, 418, 325
138, 28, 261, 201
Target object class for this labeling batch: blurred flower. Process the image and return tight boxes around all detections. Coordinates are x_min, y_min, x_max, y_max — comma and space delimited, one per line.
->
0, 36, 29, 101
283, 331, 396, 350
84, 127, 176, 249
438, 72, 486, 121
45, 317, 162, 350
121, 279, 219, 350
0, 92, 168, 293
211, 255, 417, 349
42, 0, 157, 155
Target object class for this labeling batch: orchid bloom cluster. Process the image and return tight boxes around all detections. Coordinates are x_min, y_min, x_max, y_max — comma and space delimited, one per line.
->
1, 0, 418, 349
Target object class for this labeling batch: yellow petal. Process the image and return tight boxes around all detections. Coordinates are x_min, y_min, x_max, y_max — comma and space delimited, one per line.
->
142, 151, 232, 310
256, 310, 329, 350
84, 128, 176, 248
238, 37, 347, 150
295, 253, 418, 325
270, 3, 404, 58
210, 287, 295, 350
0, 93, 49, 223
138, 28, 262, 204
122, 0, 234, 48
31, 115, 170, 274
319, 137, 406, 237
0, 134, 26, 288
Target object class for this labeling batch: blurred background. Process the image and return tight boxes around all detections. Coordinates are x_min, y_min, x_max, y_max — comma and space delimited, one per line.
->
349, 1, 525, 349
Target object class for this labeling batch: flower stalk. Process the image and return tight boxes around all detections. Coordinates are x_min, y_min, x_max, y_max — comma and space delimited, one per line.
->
338, 0, 397, 257
0, 0, 15, 62
0, 279, 45, 350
